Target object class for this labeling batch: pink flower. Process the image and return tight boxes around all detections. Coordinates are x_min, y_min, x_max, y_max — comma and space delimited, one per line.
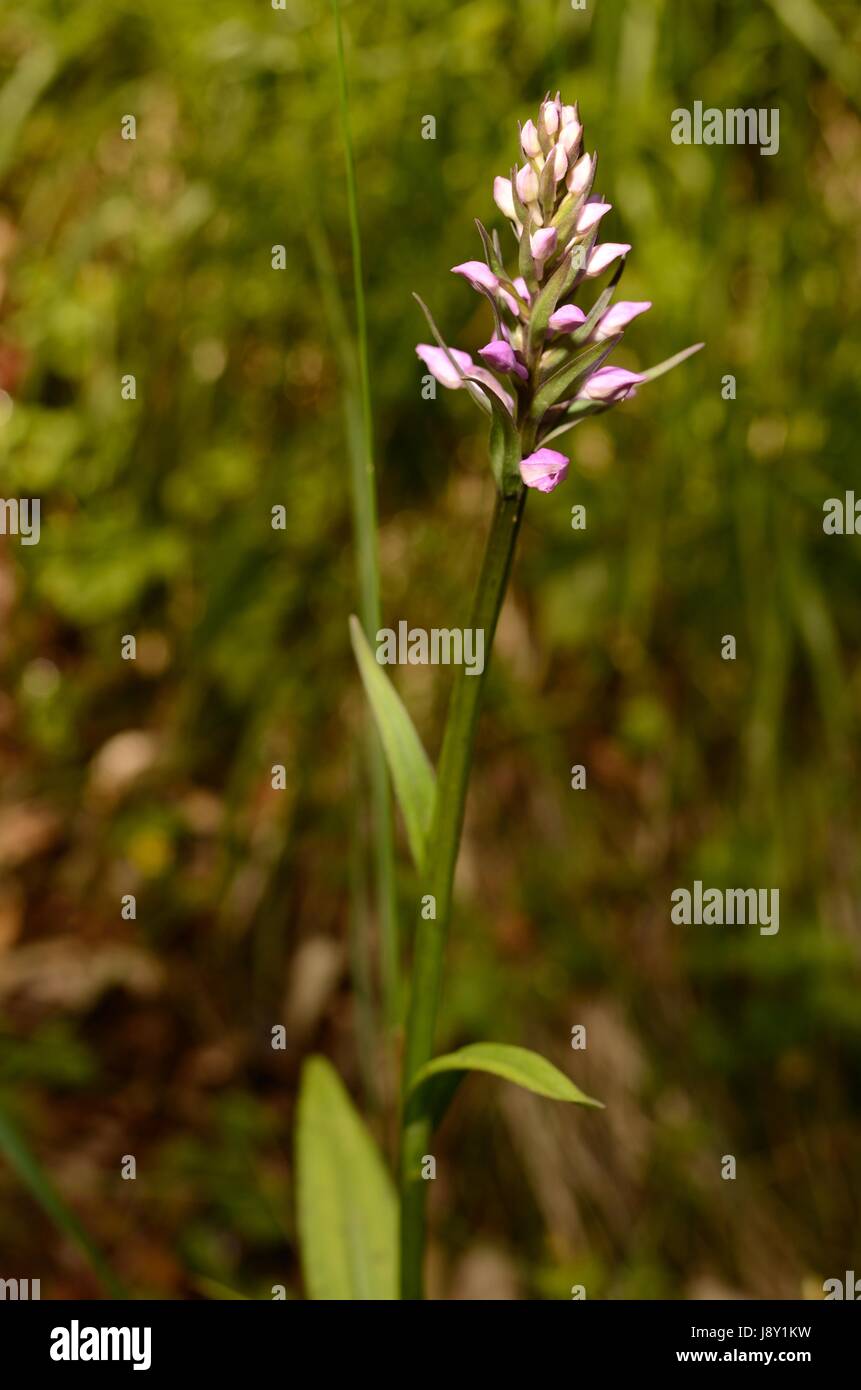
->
580, 366, 645, 402
559, 119, 582, 155
479, 339, 529, 381
576, 200, 612, 234
416, 344, 515, 414
594, 300, 652, 340
550, 143, 568, 182
520, 119, 542, 159
548, 304, 587, 332
515, 163, 540, 205
530, 226, 557, 275
451, 260, 499, 293
416, 344, 474, 389
566, 152, 593, 195
493, 176, 517, 221
541, 101, 560, 138
519, 447, 570, 493
585, 242, 631, 277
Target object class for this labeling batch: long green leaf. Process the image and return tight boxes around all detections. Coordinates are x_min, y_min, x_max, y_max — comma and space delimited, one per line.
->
639, 341, 704, 383
349, 614, 435, 871
0, 1101, 125, 1297
410, 1042, 603, 1107
330, 0, 400, 1035
296, 1057, 397, 1300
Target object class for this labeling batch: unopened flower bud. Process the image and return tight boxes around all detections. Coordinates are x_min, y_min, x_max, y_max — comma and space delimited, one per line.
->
548, 304, 587, 332
551, 143, 568, 182
520, 120, 542, 159
515, 163, 540, 205
530, 226, 557, 274
479, 339, 529, 381
493, 176, 517, 221
559, 120, 582, 155
566, 152, 593, 195
542, 101, 560, 137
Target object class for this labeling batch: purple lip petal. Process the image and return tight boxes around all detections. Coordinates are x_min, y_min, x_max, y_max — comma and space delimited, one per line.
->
519, 447, 570, 493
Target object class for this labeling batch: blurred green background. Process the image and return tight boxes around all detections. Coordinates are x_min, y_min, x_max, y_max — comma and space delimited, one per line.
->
0, 0, 859, 1299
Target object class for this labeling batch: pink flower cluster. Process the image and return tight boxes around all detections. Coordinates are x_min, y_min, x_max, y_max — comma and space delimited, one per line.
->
416, 94, 701, 494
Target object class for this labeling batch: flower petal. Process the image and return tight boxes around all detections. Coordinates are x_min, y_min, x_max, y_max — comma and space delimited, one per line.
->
519, 447, 570, 493
580, 365, 645, 402
566, 151, 593, 195
515, 164, 540, 205
548, 304, 588, 332
530, 227, 557, 265
415, 344, 474, 390
576, 200, 612, 234
594, 299, 652, 340
478, 339, 529, 381
520, 119, 542, 159
585, 242, 631, 277
451, 260, 500, 293
493, 176, 517, 221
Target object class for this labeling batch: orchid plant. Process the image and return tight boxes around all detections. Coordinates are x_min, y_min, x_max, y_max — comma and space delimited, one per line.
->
296, 87, 702, 1301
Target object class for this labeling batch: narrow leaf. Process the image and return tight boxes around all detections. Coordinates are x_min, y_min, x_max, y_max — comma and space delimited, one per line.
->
530, 337, 618, 420
349, 615, 435, 871
0, 1101, 125, 1297
296, 1057, 397, 1300
466, 378, 522, 498
640, 341, 705, 383
413, 292, 491, 415
572, 255, 626, 345
410, 1042, 603, 1106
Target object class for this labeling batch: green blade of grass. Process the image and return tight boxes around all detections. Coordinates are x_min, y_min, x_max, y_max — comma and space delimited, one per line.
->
0, 1102, 126, 1298
330, 0, 400, 1032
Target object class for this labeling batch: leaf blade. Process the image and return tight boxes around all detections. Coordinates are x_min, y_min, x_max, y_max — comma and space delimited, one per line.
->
349, 615, 435, 871
0, 1101, 126, 1297
296, 1057, 397, 1300
410, 1042, 603, 1107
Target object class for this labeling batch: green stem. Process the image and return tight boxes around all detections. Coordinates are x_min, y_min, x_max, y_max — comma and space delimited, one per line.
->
399, 485, 527, 1298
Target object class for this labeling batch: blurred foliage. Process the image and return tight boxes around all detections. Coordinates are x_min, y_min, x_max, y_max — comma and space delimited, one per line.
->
0, 0, 859, 1299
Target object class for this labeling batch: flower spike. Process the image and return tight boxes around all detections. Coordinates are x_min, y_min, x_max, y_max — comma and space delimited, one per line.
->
414, 96, 703, 493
